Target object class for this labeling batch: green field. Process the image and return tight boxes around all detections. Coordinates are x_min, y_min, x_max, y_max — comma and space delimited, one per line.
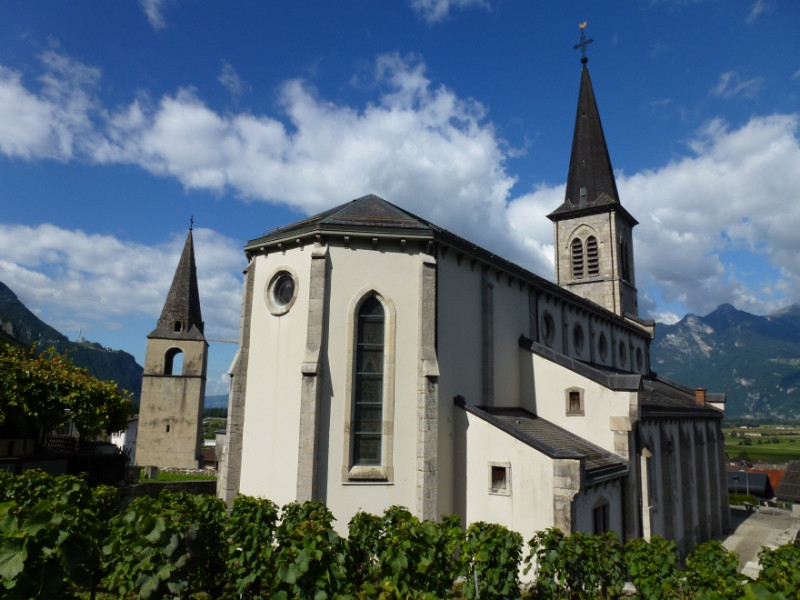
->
724, 424, 800, 464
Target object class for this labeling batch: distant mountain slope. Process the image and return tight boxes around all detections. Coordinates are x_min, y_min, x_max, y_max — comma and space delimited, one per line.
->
0, 281, 143, 404
652, 303, 800, 420
205, 394, 229, 410
0, 281, 66, 346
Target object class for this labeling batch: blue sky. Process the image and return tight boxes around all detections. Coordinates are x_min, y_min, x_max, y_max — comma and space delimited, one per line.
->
1, 0, 798, 395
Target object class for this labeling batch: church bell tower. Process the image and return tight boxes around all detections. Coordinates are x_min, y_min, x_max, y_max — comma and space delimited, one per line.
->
548, 28, 639, 318
136, 227, 208, 469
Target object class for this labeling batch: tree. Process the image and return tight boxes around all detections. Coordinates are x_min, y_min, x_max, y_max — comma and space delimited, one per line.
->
0, 344, 132, 439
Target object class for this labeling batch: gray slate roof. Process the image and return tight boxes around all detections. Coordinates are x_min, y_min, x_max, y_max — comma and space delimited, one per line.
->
455, 399, 628, 483
548, 66, 636, 225
640, 374, 724, 419
519, 338, 723, 419
776, 461, 800, 502
149, 230, 205, 341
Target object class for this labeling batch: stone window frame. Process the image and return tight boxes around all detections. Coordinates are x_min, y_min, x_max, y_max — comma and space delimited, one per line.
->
488, 461, 511, 496
565, 386, 585, 416
265, 265, 300, 316
342, 288, 396, 484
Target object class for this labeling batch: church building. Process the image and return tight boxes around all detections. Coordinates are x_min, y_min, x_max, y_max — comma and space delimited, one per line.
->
219, 54, 729, 556
137, 228, 208, 470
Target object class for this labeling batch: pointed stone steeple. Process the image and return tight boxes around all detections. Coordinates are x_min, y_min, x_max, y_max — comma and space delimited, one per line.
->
149, 230, 205, 341
137, 226, 208, 470
549, 50, 640, 319
548, 65, 634, 222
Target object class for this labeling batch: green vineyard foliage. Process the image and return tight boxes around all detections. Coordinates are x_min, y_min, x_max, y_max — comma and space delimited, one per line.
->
2, 470, 800, 599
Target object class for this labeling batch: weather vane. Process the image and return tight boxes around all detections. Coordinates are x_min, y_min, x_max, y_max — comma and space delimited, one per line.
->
573, 22, 593, 64
190, 215, 194, 231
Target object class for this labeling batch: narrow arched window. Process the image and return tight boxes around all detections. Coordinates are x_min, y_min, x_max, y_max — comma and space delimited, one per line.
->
164, 348, 184, 376
586, 236, 599, 276
353, 296, 384, 466
571, 238, 584, 279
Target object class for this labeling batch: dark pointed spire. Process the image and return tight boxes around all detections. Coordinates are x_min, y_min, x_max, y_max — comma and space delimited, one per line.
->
149, 229, 205, 340
549, 63, 622, 221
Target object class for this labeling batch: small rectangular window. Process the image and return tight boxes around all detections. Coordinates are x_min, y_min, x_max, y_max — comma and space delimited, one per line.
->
566, 389, 584, 415
489, 463, 511, 495
166, 424, 170, 433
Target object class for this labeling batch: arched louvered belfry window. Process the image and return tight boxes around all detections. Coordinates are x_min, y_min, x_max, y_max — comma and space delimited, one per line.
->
353, 296, 385, 465
586, 236, 599, 276
571, 238, 584, 279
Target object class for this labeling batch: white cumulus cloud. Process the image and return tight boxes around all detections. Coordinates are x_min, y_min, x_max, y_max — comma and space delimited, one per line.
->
1, 50, 800, 328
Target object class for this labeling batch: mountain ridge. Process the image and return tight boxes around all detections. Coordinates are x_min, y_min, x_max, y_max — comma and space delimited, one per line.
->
0, 281, 144, 405
652, 303, 800, 420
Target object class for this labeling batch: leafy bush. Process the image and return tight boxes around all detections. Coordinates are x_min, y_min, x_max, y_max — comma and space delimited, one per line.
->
224, 495, 279, 598
525, 528, 624, 600
623, 536, 680, 600
0, 344, 131, 438
756, 540, 800, 597
101, 490, 227, 599
461, 521, 523, 600
0, 470, 118, 599
681, 539, 744, 599
346, 505, 462, 599
272, 500, 349, 600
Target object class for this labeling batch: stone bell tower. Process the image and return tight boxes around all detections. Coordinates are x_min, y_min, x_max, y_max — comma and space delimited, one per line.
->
136, 227, 207, 469
548, 30, 639, 318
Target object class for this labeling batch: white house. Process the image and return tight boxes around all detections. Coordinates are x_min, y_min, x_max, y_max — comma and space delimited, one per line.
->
219, 60, 729, 557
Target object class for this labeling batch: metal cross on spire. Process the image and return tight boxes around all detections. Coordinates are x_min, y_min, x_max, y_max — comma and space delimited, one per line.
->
573, 22, 594, 65
189, 215, 194, 231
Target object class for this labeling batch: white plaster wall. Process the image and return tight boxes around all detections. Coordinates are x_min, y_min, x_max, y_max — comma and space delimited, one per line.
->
530, 353, 633, 453
238, 249, 311, 507
491, 274, 530, 408
321, 240, 422, 527
464, 412, 556, 542
436, 253, 484, 517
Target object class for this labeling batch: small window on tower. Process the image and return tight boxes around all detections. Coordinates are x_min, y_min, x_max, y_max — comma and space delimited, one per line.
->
166, 424, 170, 433
173, 321, 183, 332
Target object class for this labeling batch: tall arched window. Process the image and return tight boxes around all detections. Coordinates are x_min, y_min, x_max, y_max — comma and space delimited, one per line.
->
353, 296, 385, 466
571, 238, 584, 279
164, 348, 184, 376
586, 236, 599, 276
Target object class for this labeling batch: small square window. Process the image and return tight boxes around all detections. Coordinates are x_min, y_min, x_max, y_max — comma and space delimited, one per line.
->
488, 463, 511, 495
